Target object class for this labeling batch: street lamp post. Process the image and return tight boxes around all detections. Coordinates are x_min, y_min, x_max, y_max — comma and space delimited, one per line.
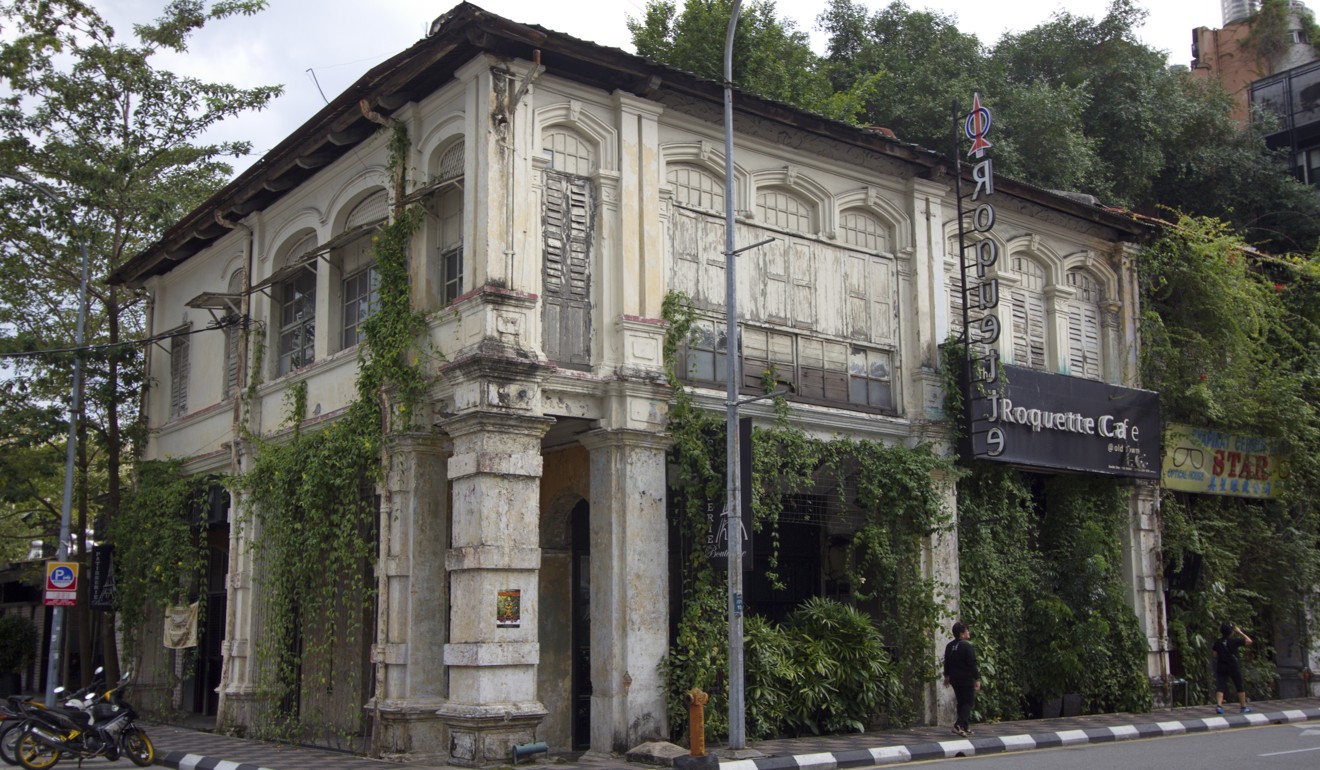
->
1, 172, 91, 707
723, 0, 746, 750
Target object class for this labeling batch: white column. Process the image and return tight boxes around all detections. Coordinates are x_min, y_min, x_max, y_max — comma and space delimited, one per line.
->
372, 432, 450, 760
438, 411, 553, 767
580, 429, 671, 752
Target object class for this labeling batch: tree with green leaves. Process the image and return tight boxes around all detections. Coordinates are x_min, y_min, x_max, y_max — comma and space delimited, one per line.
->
629, 0, 843, 118
0, 0, 280, 685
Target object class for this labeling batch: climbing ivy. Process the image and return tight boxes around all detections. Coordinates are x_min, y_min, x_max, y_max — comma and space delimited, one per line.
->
1141, 214, 1320, 703
111, 460, 211, 662
230, 120, 428, 741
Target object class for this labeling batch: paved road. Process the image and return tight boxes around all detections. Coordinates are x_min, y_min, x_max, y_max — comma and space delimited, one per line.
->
922, 719, 1320, 768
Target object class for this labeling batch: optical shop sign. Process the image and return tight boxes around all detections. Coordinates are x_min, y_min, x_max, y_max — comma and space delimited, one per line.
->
1161, 424, 1288, 499
966, 364, 1160, 478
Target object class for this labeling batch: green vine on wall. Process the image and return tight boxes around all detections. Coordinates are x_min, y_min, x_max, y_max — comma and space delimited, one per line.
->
112, 460, 211, 664
1140, 213, 1320, 705
228, 119, 429, 740
660, 291, 955, 737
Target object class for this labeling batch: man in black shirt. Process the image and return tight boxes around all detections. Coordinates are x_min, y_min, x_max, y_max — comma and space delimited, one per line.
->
942, 620, 981, 737
1212, 621, 1254, 714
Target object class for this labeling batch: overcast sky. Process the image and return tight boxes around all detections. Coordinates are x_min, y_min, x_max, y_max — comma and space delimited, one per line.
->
102, 0, 1226, 174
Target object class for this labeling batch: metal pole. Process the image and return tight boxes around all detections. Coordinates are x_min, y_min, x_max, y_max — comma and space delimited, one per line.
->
2, 173, 89, 706
723, 0, 746, 751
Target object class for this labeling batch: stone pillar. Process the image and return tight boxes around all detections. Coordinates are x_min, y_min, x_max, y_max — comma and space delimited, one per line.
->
927, 471, 961, 726
580, 429, 671, 752
372, 431, 451, 760
1121, 480, 1171, 689
438, 411, 553, 767
217, 463, 265, 730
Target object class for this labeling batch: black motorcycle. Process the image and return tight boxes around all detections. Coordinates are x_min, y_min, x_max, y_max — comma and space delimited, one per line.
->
12, 671, 154, 770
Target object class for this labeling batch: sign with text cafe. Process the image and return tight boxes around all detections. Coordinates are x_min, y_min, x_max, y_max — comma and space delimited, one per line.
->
963, 363, 1162, 479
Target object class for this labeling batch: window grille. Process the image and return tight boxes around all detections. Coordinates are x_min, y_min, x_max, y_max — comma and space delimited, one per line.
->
839, 211, 889, 253
668, 165, 724, 211
544, 129, 595, 176
756, 189, 813, 233
342, 265, 381, 349
278, 269, 316, 374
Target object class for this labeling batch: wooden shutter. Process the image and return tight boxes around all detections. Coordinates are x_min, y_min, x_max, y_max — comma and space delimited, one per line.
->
543, 171, 593, 368
170, 332, 190, 418
1009, 288, 1047, 370
1067, 303, 1102, 379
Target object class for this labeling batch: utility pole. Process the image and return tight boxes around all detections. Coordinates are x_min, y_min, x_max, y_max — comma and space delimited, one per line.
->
722, 1, 746, 750
1, 173, 91, 707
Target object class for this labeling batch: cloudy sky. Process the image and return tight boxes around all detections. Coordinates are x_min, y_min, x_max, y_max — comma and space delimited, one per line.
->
102, 0, 1225, 174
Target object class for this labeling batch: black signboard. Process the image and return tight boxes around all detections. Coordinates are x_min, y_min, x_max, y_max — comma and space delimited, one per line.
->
90, 544, 116, 611
963, 363, 1161, 478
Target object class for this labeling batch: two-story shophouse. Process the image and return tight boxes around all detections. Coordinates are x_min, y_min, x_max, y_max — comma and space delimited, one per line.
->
111, 3, 1163, 766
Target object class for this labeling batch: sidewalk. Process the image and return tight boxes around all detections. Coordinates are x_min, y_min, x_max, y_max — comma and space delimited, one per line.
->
148, 697, 1320, 770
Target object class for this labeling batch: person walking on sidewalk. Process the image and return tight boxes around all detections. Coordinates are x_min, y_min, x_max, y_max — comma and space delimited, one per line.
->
1213, 621, 1254, 714
943, 621, 981, 737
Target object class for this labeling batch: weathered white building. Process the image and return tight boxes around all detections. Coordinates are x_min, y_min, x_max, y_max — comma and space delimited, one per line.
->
111, 3, 1165, 765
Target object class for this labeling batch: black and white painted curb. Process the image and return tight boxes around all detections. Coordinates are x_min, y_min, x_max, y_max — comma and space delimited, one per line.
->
719, 707, 1320, 769
159, 751, 275, 770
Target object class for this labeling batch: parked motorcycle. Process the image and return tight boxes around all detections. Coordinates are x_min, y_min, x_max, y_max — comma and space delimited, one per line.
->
11, 670, 154, 769
0, 695, 24, 765
2, 671, 106, 767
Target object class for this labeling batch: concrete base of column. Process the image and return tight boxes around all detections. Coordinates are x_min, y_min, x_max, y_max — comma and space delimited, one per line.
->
436, 703, 547, 767
370, 699, 449, 761
216, 688, 265, 736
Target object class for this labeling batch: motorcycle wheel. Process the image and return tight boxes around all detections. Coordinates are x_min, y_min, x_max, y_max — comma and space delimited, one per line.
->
0, 720, 21, 766
121, 728, 155, 767
13, 732, 59, 770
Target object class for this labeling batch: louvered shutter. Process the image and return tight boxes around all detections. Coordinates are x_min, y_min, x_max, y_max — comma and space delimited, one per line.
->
543, 171, 593, 367
170, 332, 190, 418
1067, 303, 1103, 379
1010, 289, 1047, 370
223, 271, 243, 399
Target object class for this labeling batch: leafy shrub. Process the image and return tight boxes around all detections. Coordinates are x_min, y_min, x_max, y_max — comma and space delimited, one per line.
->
745, 598, 900, 738
0, 614, 37, 674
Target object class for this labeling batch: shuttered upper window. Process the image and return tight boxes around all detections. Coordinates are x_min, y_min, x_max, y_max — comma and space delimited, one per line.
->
1065, 270, 1104, 380
1008, 256, 1047, 371
170, 329, 190, 418
222, 270, 244, 399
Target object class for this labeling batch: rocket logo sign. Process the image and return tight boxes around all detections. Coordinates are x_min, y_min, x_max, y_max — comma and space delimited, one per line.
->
965, 92, 993, 158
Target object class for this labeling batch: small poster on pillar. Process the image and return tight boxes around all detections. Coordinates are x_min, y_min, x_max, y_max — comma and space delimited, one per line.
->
497, 589, 521, 628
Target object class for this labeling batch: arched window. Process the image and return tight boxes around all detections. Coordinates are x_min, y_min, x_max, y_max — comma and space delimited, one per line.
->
668, 165, 724, 211
436, 140, 465, 305
277, 233, 317, 375
1008, 255, 1047, 370
542, 129, 595, 368
1065, 269, 1104, 379
339, 191, 387, 350
544, 129, 595, 176
222, 269, 244, 399
756, 189, 813, 233
839, 210, 889, 253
